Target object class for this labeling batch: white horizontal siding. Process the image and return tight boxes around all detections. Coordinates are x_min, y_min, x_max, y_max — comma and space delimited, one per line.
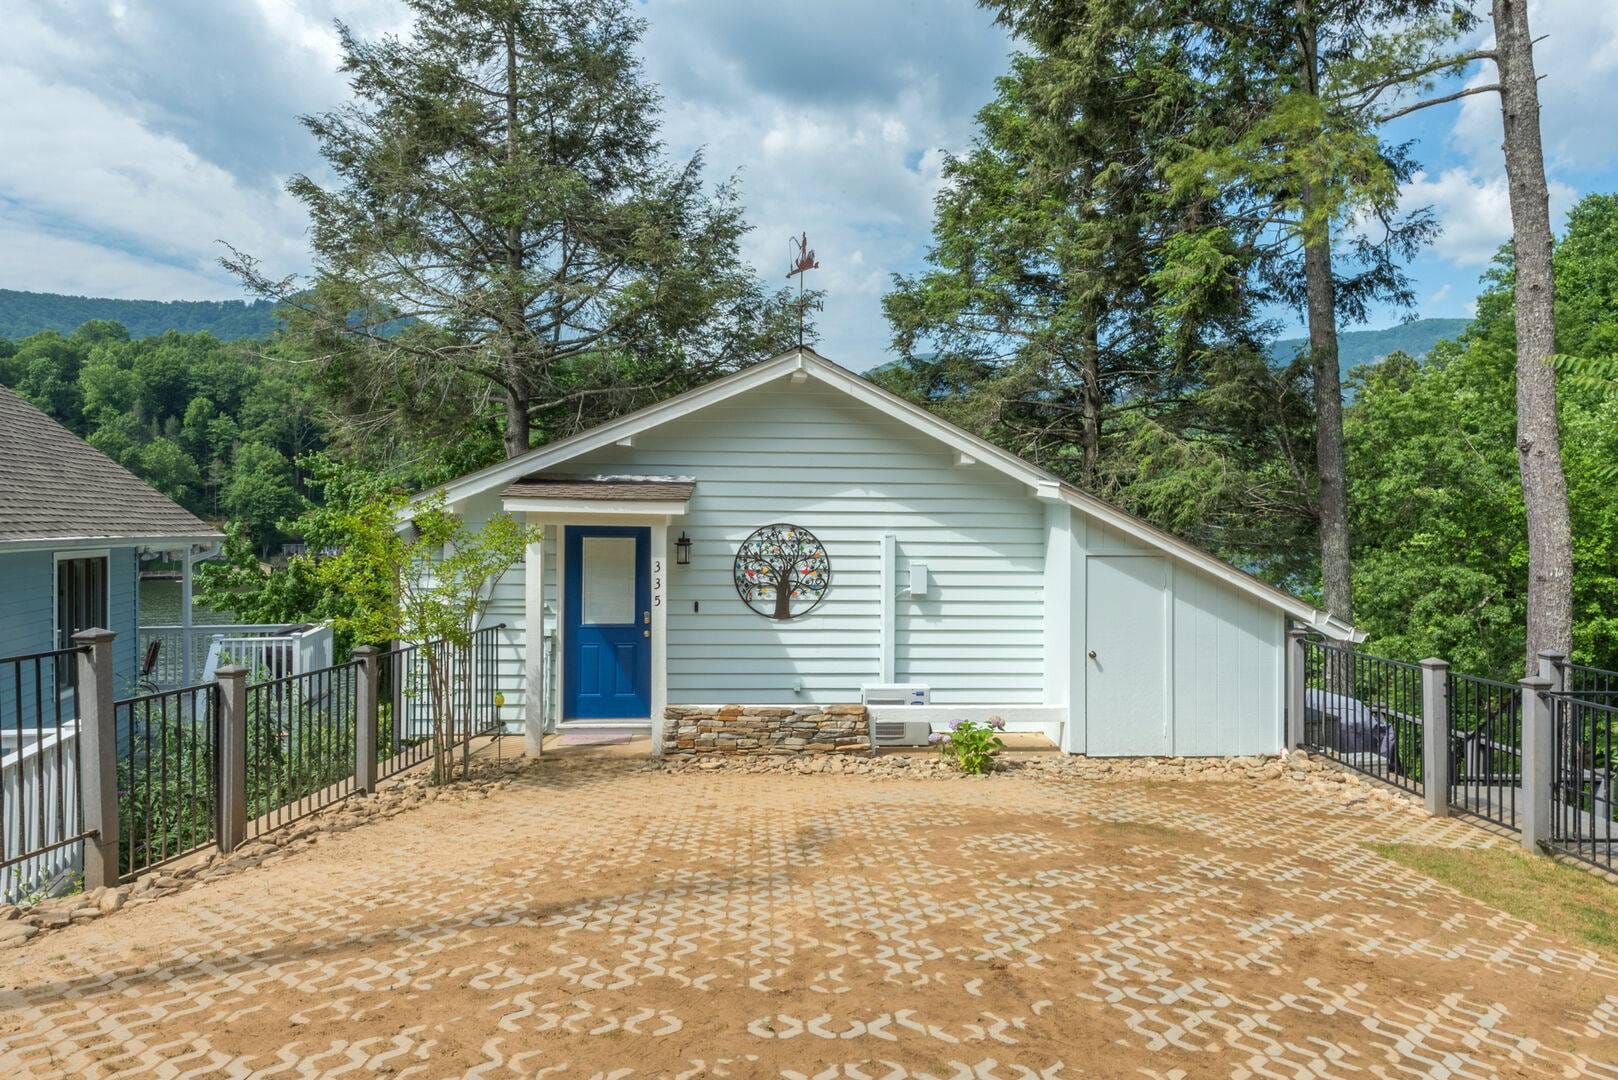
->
1071, 514, 1285, 755
1170, 562, 1284, 755
460, 497, 555, 729
521, 381, 1049, 706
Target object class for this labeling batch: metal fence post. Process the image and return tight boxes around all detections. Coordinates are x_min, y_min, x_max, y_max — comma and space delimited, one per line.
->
73, 628, 120, 891
216, 664, 249, 853
1519, 674, 1554, 853
353, 646, 379, 794
1286, 628, 1308, 749
1420, 658, 1451, 817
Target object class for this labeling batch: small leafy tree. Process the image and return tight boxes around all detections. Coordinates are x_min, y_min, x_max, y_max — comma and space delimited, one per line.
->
317, 493, 536, 783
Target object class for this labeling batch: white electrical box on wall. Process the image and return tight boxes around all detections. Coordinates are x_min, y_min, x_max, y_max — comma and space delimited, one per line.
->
908, 563, 928, 596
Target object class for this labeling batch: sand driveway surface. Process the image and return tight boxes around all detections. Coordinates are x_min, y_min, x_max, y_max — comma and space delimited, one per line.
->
2, 753, 1616, 1078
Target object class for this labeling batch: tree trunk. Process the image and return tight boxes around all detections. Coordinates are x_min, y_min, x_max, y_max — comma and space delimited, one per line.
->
501, 18, 530, 460
503, 388, 530, 459
1493, 0, 1573, 671
1295, 8, 1353, 624
773, 576, 792, 620
1301, 214, 1353, 624
1078, 303, 1103, 488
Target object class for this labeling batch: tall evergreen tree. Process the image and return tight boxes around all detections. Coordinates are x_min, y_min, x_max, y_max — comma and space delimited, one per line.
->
228, 0, 803, 461
986, 0, 1470, 623
882, 18, 1261, 490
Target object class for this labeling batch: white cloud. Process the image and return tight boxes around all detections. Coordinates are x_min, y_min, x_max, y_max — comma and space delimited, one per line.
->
1451, 0, 1618, 174
641, 0, 1007, 366
0, 64, 310, 298
1, 0, 1006, 366
1401, 166, 1577, 268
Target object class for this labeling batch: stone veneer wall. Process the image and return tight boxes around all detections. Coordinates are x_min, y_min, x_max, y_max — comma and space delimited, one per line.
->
662, 705, 869, 756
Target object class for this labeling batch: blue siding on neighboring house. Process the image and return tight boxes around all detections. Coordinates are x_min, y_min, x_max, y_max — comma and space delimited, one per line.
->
0, 546, 140, 691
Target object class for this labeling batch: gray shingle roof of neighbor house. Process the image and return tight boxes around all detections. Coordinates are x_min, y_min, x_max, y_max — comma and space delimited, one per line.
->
502, 475, 697, 502
0, 383, 222, 547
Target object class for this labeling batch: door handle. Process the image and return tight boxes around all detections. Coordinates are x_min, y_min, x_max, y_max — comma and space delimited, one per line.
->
643, 630, 650, 638
642, 610, 651, 625
1088, 650, 1097, 660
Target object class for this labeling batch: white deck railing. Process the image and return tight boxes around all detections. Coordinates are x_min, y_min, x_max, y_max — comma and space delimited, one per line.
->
1, 723, 82, 905
139, 624, 334, 689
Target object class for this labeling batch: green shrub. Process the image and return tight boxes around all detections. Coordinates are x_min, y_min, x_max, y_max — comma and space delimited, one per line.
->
933, 718, 1005, 774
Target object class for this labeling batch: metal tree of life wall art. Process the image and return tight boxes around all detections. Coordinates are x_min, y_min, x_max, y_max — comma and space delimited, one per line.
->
733, 523, 830, 620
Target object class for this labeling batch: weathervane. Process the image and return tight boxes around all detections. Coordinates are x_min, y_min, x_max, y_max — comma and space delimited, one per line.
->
786, 231, 823, 348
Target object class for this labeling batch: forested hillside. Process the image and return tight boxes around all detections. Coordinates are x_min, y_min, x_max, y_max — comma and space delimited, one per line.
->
0, 289, 279, 340
0, 321, 318, 547
1267, 318, 1471, 374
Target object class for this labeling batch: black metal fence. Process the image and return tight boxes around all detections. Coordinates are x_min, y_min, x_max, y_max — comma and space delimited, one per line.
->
1550, 693, 1616, 872
116, 682, 219, 879
1, 647, 88, 903
378, 627, 506, 782
1301, 638, 1425, 796
1563, 660, 1618, 705
1447, 672, 1523, 831
246, 661, 360, 838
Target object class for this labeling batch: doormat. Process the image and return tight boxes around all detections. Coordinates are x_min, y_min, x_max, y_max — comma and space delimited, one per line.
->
553, 730, 636, 746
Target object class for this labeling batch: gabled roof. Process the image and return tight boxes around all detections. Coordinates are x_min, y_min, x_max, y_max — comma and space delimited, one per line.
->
0, 384, 222, 549
423, 348, 1358, 640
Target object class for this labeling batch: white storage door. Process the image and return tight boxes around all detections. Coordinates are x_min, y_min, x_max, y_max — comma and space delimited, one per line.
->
1084, 555, 1170, 756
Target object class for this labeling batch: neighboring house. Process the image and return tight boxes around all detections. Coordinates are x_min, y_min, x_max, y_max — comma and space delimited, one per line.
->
0, 384, 222, 696
423, 348, 1359, 757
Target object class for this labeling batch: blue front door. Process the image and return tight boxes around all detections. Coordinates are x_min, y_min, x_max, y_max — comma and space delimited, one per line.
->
563, 525, 652, 720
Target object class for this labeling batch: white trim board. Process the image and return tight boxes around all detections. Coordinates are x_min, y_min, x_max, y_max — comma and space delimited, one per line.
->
423, 347, 1359, 641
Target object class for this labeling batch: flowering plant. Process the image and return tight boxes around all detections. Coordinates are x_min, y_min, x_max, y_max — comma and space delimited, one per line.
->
931, 717, 1005, 775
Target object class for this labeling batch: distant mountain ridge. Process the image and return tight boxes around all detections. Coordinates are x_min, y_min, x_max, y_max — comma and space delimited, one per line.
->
1267, 318, 1469, 375
0, 288, 279, 341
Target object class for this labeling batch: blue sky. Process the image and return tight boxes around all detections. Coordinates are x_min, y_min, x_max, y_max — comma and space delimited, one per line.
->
2, 0, 1615, 365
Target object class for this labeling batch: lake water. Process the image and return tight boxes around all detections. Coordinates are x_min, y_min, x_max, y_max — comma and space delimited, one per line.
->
138, 578, 241, 626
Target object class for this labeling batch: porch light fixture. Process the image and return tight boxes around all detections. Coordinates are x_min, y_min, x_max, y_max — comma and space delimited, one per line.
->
675, 531, 692, 565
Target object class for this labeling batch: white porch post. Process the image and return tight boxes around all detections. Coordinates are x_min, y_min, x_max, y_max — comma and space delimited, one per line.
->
180, 545, 195, 686
651, 519, 669, 753
523, 521, 547, 757
1042, 501, 1072, 711
879, 533, 896, 684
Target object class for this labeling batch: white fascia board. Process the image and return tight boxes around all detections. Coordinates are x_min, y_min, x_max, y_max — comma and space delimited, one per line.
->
500, 497, 688, 517
421, 346, 1356, 642
0, 532, 224, 554
424, 352, 807, 507
1057, 484, 1354, 639
789, 358, 1349, 632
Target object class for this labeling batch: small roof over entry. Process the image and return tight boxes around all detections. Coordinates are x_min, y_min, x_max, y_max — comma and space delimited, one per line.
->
501, 475, 694, 517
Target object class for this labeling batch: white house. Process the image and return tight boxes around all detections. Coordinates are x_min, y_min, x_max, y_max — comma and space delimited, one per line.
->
420, 347, 1358, 756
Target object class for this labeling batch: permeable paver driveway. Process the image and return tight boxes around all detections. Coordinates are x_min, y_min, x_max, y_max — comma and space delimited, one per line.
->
2, 756, 1617, 1078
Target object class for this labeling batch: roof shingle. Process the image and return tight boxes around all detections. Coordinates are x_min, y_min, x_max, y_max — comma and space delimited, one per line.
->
0, 384, 221, 546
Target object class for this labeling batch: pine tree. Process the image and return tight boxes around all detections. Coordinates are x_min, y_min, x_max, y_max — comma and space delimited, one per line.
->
227, 0, 802, 461
984, 0, 1471, 624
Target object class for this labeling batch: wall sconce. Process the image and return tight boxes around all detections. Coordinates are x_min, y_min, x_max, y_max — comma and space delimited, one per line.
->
675, 531, 692, 565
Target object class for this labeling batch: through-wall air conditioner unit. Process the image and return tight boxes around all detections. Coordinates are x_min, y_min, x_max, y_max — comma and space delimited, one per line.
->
862, 683, 932, 747
871, 718, 932, 747
862, 683, 931, 706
